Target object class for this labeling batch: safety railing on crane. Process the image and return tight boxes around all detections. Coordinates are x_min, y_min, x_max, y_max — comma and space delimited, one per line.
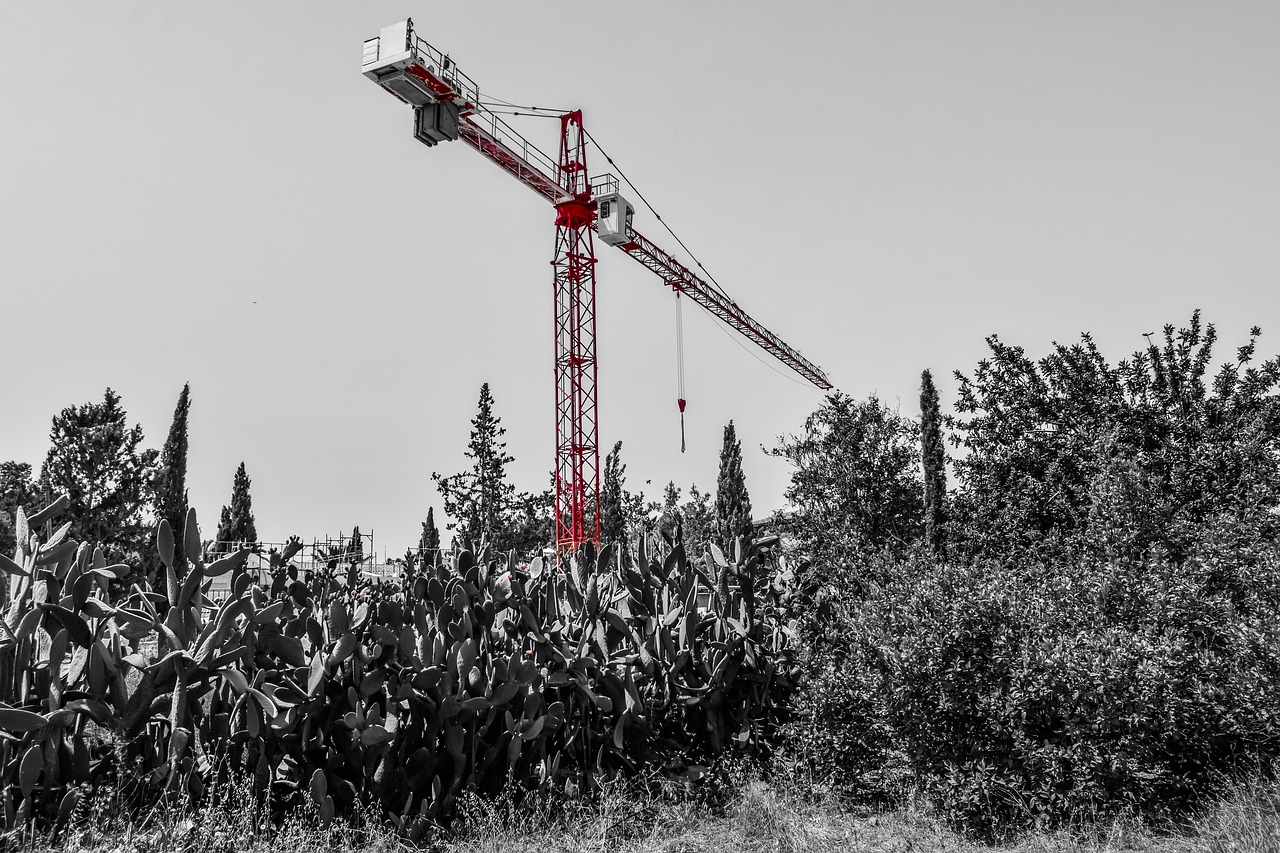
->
402, 29, 482, 111
590, 174, 620, 197
399, 25, 565, 193
465, 108, 562, 187
369, 22, 613, 205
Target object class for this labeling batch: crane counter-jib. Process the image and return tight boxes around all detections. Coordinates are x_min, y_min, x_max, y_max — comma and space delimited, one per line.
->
363, 20, 570, 203
459, 118, 564, 205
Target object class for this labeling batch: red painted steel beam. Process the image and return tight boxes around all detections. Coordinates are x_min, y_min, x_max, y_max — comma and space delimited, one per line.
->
458, 118, 564, 205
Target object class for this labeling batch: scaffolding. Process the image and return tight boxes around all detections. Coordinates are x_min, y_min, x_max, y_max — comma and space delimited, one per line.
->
205, 530, 403, 602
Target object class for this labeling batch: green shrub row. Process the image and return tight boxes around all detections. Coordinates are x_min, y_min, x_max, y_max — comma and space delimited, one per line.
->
785, 539, 1280, 840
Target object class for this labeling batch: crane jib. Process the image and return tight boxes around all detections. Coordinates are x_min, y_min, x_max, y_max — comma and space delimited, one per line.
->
617, 230, 833, 391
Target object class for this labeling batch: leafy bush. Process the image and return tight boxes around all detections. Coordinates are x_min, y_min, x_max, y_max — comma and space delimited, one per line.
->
773, 314, 1280, 838
773, 553, 899, 803
859, 542, 1280, 839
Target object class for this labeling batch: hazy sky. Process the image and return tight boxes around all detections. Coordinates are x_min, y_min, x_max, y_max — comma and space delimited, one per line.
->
3, 3, 1278, 558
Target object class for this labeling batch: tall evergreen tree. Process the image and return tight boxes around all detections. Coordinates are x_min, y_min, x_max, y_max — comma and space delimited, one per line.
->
919, 369, 948, 559
153, 383, 191, 578
600, 441, 628, 545
41, 388, 157, 562
419, 507, 441, 561
215, 462, 257, 549
713, 420, 753, 551
432, 383, 516, 547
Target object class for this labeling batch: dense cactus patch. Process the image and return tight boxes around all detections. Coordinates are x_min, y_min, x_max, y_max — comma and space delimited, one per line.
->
0, 499, 798, 839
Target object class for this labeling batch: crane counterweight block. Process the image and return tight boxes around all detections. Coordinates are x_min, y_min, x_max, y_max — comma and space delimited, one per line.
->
414, 102, 460, 147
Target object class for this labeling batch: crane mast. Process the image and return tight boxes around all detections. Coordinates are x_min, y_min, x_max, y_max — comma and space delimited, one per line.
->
362, 20, 831, 551
549, 111, 600, 550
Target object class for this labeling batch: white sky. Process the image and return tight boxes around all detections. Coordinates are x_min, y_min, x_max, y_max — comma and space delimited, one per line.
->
3, 3, 1278, 558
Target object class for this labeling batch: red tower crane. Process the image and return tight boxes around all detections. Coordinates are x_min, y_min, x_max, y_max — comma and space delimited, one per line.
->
362, 20, 832, 551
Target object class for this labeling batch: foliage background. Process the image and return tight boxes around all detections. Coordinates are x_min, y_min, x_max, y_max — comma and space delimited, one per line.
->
776, 315, 1280, 839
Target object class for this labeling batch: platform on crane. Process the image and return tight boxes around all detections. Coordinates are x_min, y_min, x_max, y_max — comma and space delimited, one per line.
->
362, 20, 478, 113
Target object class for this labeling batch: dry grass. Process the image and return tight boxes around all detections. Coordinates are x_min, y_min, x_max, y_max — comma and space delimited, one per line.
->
17, 775, 1280, 853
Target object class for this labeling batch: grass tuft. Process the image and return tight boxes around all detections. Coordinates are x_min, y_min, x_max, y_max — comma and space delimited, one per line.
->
18, 773, 1280, 852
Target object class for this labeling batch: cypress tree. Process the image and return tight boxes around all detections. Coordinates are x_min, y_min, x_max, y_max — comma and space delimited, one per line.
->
713, 421, 753, 551
154, 383, 191, 578
419, 507, 441, 562
349, 525, 364, 564
216, 462, 258, 549
920, 369, 948, 558
600, 441, 628, 546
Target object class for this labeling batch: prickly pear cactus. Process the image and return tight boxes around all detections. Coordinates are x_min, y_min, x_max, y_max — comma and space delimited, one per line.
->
0, 496, 798, 839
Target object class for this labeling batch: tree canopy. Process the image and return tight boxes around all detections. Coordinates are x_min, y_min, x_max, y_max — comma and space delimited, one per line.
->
153, 383, 191, 580
433, 384, 551, 555
771, 392, 923, 575
599, 441, 647, 548
41, 388, 157, 563
599, 441, 629, 546
713, 421, 753, 551
215, 462, 258, 549
949, 312, 1280, 563
0, 462, 38, 558
919, 370, 947, 559
419, 507, 441, 562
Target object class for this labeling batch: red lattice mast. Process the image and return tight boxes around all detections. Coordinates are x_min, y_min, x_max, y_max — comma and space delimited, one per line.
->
550, 111, 600, 550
